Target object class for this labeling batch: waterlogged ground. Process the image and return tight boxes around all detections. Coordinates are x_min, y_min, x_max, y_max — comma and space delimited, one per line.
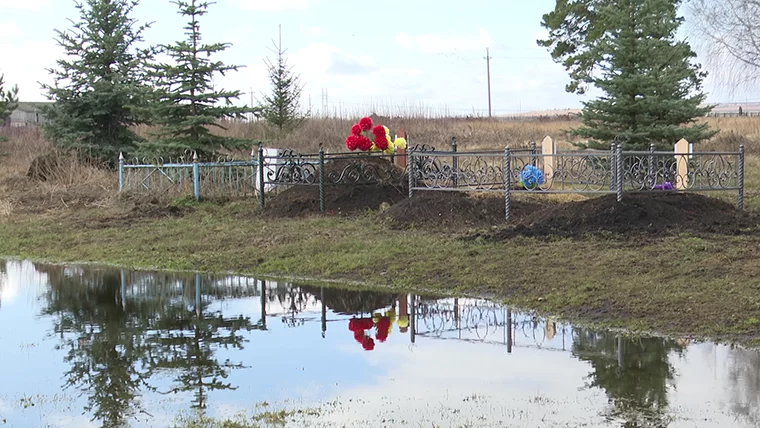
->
1, 261, 760, 427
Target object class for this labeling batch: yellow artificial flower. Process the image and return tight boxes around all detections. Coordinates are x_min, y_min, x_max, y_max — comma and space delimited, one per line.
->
397, 315, 409, 329
394, 137, 407, 150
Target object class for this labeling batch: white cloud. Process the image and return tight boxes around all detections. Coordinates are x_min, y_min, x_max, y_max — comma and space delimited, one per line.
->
0, 40, 61, 102
236, 0, 317, 11
0, 22, 21, 38
395, 29, 494, 54
0, 0, 49, 10
301, 26, 324, 38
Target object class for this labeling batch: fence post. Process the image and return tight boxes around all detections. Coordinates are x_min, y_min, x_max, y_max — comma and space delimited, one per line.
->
451, 136, 458, 188
319, 146, 325, 212
739, 144, 745, 211
531, 141, 537, 167
250, 147, 257, 193
192, 151, 200, 201
609, 143, 616, 192
118, 152, 124, 193
408, 148, 415, 199
504, 146, 512, 223
616, 144, 624, 202
258, 142, 265, 210
648, 143, 655, 189
674, 139, 690, 190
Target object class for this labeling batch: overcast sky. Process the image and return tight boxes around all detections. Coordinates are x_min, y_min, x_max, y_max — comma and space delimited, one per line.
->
1, 0, 758, 116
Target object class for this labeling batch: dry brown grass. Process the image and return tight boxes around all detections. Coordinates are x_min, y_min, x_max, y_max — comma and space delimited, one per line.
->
134, 115, 760, 154
0, 127, 117, 215
136, 117, 579, 154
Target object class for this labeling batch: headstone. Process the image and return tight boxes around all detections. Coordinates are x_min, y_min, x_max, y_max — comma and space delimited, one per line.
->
674, 138, 689, 190
541, 136, 555, 178
254, 147, 280, 193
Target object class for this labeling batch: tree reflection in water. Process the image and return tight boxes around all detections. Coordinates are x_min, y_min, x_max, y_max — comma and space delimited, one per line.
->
571, 330, 685, 427
40, 267, 259, 427
41, 266, 155, 427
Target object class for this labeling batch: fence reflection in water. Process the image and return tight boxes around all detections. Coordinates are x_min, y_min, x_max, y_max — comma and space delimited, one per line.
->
116, 271, 593, 355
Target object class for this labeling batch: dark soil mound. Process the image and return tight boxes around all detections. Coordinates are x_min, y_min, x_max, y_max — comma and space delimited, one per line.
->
483, 193, 756, 239
265, 156, 407, 217
386, 192, 545, 230
266, 184, 407, 217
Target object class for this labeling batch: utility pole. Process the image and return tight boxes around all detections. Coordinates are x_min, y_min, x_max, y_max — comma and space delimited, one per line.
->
485, 47, 492, 118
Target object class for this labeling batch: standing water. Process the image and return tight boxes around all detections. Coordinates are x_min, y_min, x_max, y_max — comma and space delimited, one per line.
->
0, 259, 758, 427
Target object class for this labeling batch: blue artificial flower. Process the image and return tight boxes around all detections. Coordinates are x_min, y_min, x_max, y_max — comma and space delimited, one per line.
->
520, 165, 545, 190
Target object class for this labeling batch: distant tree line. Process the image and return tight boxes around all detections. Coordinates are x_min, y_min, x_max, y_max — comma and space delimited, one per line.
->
34, 0, 306, 165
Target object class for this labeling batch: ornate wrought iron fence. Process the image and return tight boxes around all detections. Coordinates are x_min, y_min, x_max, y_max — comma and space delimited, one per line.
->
257, 143, 438, 211
118, 151, 259, 201
408, 144, 745, 222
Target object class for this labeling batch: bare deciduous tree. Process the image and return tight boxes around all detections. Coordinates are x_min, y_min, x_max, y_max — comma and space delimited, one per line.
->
688, 0, 760, 91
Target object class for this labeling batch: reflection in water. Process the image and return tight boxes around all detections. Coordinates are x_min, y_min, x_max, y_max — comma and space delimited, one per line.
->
572, 331, 684, 427
0, 260, 758, 427
728, 346, 760, 425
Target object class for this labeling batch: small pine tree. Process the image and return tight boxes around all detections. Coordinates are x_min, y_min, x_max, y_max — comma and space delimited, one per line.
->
258, 25, 307, 132
40, 0, 154, 164
539, 0, 716, 150
0, 73, 19, 127
140, 0, 254, 160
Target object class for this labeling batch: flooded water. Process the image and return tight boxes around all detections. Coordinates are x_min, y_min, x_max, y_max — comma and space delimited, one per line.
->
1, 260, 760, 427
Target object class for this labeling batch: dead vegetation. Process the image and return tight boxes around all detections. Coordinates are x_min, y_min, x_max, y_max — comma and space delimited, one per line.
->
0, 128, 117, 217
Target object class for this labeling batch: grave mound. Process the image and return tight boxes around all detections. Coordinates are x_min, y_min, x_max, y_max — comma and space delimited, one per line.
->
385, 192, 545, 230
265, 157, 407, 217
482, 192, 755, 239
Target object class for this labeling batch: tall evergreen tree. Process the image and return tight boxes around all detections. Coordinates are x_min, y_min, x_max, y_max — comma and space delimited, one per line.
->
539, 0, 716, 150
0, 73, 19, 127
40, 0, 154, 164
140, 0, 254, 160
258, 25, 307, 132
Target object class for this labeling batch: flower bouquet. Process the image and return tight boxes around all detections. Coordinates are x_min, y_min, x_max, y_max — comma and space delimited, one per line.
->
519, 165, 545, 190
345, 116, 407, 154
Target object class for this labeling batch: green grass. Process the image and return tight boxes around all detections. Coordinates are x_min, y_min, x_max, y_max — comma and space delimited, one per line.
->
2, 198, 760, 346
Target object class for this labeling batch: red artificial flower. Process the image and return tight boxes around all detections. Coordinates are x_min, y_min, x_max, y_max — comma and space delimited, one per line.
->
359, 117, 373, 131
356, 136, 373, 152
345, 135, 360, 151
372, 125, 386, 137
362, 337, 375, 351
377, 316, 391, 330
374, 136, 389, 150
376, 328, 388, 342
354, 330, 365, 343
359, 318, 374, 330
351, 124, 362, 136
348, 318, 359, 332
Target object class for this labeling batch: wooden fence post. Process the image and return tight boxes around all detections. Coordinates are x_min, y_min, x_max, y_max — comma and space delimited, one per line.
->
674, 139, 689, 190
541, 136, 555, 180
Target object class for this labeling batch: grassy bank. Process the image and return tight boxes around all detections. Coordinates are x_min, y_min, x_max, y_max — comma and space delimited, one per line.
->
2, 197, 760, 346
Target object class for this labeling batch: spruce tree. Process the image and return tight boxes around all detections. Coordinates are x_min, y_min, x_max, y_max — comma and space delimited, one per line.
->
539, 0, 716, 150
140, 0, 254, 160
40, 0, 154, 164
258, 25, 307, 132
0, 73, 19, 126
